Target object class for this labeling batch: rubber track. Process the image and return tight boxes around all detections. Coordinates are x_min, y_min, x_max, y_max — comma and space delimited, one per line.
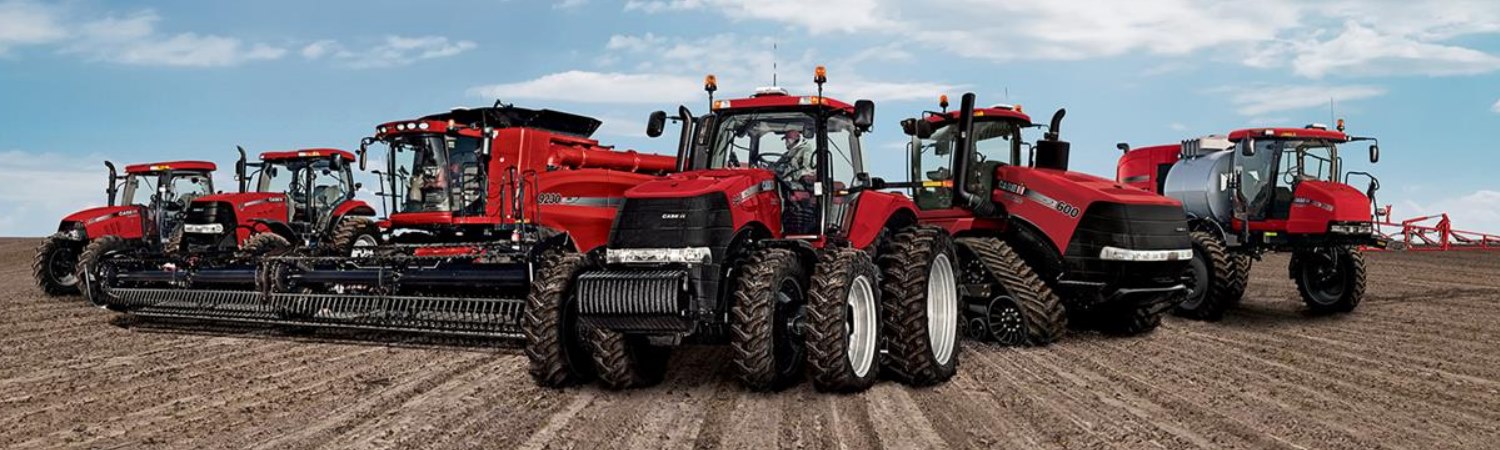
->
956, 237, 1067, 346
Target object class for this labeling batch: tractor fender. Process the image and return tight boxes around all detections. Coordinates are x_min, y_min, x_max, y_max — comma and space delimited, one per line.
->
844, 191, 920, 250
245, 219, 298, 244
1004, 217, 1067, 285
332, 200, 377, 220
529, 229, 580, 261
1188, 215, 1229, 244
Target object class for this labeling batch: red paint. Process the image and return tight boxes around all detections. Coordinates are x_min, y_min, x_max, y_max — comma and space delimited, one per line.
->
1115, 144, 1180, 193
1227, 127, 1348, 142
123, 161, 216, 174
260, 149, 355, 162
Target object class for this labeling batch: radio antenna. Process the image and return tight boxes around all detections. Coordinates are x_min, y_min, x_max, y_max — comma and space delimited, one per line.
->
772, 40, 778, 87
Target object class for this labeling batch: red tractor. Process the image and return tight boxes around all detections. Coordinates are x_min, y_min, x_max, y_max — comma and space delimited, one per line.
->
897, 93, 1194, 345
34, 161, 216, 296
126, 105, 677, 335
528, 69, 962, 393
1117, 122, 1382, 318
82, 148, 379, 310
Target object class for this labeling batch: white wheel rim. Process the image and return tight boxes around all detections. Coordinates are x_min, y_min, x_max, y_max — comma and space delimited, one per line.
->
927, 253, 958, 365
350, 235, 378, 257
847, 274, 877, 377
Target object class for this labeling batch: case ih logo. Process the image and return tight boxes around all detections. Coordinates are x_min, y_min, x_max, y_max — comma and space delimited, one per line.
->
996, 180, 1027, 196
661, 213, 687, 220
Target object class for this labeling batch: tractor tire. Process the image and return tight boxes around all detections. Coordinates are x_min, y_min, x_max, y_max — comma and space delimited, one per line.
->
523, 251, 594, 387
1225, 253, 1253, 306
1174, 231, 1235, 321
239, 232, 291, 259
805, 248, 882, 393
1292, 246, 1365, 314
955, 237, 1067, 346
587, 327, 670, 390
34, 233, 83, 296
729, 247, 806, 391
1096, 302, 1166, 336
328, 217, 380, 257
76, 235, 130, 307
878, 227, 961, 387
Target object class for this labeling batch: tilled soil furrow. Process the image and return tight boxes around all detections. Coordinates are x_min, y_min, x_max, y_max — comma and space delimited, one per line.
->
245, 351, 497, 450
961, 346, 1119, 448
523, 348, 723, 450
861, 383, 950, 449
1153, 325, 1491, 448
907, 361, 1042, 449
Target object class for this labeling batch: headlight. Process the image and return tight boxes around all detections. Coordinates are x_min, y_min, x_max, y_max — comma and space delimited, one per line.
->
1329, 223, 1374, 235
1099, 246, 1193, 262
606, 247, 712, 265
183, 223, 225, 234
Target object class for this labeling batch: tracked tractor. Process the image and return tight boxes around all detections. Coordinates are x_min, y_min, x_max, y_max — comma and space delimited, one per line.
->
1117, 121, 1382, 318
216, 105, 677, 337
528, 68, 961, 393
82, 148, 379, 314
897, 93, 1193, 345
34, 161, 216, 297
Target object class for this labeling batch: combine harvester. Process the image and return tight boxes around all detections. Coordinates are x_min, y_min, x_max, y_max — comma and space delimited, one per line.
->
83, 148, 379, 312
530, 68, 962, 392
35, 161, 216, 296
896, 94, 1193, 346
1117, 120, 1383, 318
190, 105, 678, 339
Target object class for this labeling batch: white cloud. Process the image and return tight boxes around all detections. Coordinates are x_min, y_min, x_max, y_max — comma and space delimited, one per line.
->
554, 0, 588, 9
624, 0, 893, 33
304, 36, 477, 69
0, 150, 114, 236
63, 11, 286, 67
1492, 98, 1500, 113
623, 0, 1500, 79
1398, 190, 1500, 236
1213, 84, 1387, 116
1274, 22, 1500, 78
470, 71, 702, 104
0, 0, 68, 54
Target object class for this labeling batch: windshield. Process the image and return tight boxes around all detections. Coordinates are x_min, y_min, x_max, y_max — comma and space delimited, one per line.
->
381, 134, 483, 214
120, 174, 153, 206
1264, 139, 1339, 183
706, 111, 861, 186
257, 158, 349, 208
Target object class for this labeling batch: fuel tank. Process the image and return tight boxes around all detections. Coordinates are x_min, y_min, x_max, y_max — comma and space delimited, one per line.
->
1162, 150, 1233, 223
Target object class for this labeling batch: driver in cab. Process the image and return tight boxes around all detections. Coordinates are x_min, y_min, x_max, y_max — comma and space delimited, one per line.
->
778, 126, 815, 190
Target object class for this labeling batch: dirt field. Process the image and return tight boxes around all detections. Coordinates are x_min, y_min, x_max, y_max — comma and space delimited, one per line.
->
2, 237, 1498, 449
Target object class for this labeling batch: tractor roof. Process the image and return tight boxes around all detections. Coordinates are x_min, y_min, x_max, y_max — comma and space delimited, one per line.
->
375, 106, 603, 140
124, 160, 216, 174
1227, 127, 1349, 143
711, 91, 856, 114
260, 148, 355, 162
926, 105, 1032, 124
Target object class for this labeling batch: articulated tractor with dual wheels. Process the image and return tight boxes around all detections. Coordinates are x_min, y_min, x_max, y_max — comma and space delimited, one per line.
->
897, 93, 1194, 346
34, 161, 216, 297
82, 148, 379, 317
1117, 122, 1383, 318
525, 69, 963, 393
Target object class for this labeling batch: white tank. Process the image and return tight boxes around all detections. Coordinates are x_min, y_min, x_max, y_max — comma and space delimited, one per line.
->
1164, 148, 1234, 223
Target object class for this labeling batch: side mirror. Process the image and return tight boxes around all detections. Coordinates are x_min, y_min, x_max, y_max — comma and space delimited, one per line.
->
646, 110, 667, 138
358, 138, 372, 171
853, 99, 875, 131
1116, 142, 1130, 153
868, 176, 887, 190
1369, 144, 1379, 163
480, 128, 494, 159
1240, 142, 1256, 157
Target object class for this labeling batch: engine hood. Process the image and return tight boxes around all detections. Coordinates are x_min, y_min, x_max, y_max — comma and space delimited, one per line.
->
1006, 167, 1183, 207
1294, 180, 1372, 222
625, 168, 773, 199
62, 205, 137, 224
194, 192, 287, 210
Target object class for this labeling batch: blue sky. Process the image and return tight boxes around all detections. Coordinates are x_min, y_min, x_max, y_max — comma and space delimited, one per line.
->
2, 0, 1498, 236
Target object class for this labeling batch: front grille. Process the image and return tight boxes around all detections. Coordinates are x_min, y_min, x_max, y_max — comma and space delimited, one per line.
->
577, 269, 688, 316
1064, 202, 1190, 285
609, 194, 733, 249
182, 201, 237, 251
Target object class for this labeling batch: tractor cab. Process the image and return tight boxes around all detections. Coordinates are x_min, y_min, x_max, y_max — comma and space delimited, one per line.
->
119, 161, 217, 244
245, 149, 359, 233
676, 81, 875, 238
1225, 124, 1381, 240
902, 98, 1035, 213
